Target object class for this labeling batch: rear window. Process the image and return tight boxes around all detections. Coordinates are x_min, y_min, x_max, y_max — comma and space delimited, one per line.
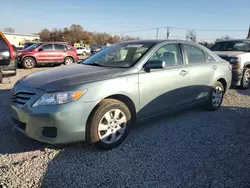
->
0, 35, 9, 51
66, 46, 72, 50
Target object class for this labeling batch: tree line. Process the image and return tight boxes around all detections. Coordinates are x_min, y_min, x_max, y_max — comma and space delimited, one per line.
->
39, 24, 139, 45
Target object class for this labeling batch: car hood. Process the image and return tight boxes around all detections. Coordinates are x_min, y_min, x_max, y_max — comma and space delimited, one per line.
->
19, 64, 124, 92
214, 51, 246, 57
17, 49, 31, 55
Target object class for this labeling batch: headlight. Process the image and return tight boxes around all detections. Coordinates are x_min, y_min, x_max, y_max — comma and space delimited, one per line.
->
229, 57, 240, 63
32, 90, 87, 107
229, 57, 241, 69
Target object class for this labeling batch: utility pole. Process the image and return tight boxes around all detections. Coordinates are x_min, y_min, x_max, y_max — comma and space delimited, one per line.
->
166, 27, 170, 39
156, 28, 159, 39
247, 26, 250, 39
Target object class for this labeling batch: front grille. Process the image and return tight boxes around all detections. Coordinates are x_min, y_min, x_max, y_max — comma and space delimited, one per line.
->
12, 91, 36, 106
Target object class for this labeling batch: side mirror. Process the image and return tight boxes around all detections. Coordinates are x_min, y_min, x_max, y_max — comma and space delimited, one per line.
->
144, 60, 166, 70
38, 48, 43, 52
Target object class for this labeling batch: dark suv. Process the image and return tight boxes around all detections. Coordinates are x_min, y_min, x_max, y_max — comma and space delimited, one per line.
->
18, 42, 79, 69
0, 32, 17, 83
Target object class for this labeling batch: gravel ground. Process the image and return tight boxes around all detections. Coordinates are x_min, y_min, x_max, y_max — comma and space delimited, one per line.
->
0, 67, 250, 188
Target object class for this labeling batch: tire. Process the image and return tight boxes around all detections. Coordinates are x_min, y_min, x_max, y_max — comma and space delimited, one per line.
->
22, 57, 36, 69
240, 68, 250, 89
82, 52, 86, 56
0, 73, 3, 83
205, 81, 225, 111
86, 99, 132, 150
64, 57, 74, 65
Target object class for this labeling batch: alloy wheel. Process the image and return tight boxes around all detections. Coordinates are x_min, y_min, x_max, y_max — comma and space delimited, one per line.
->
98, 109, 127, 144
25, 59, 34, 68
245, 71, 250, 87
212, 86, 223, 107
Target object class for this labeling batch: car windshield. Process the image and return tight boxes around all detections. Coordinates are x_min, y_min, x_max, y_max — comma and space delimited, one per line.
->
210, 41, 250, 52
25, 43, 43, 51
83, 42, 155, 68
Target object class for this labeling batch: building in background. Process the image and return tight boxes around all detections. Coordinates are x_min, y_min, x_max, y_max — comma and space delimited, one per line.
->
2, 32, 40, 47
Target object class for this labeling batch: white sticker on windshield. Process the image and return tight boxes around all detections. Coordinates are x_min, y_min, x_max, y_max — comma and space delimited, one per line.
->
126, 44, 143, 48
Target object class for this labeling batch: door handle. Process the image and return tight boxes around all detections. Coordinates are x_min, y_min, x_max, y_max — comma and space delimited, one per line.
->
180, 70, 188, 76
212, 65, 217, 70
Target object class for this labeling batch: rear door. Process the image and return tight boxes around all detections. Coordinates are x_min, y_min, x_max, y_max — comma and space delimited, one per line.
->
182, 43, 217, 102
54, 44, 67, 62
36, 44, 55, 63
0, 33, 11, 66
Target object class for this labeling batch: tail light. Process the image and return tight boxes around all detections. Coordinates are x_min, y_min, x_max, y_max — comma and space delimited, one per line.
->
228, 64, 232, 71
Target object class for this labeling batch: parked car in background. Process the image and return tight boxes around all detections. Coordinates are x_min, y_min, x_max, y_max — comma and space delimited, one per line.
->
11, 40, 231, 150
0, 32, 17, 83
18, 42, 79, 69
90, 44, 104, 54
76, 46, 91, 55
24, 42, 37, 49
211, 39, 250, 89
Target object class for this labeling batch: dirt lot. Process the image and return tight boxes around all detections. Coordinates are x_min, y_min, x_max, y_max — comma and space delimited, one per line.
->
0, 66, 250, 188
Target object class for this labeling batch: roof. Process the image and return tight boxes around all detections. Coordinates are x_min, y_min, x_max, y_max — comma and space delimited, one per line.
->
216, 39, 250, 42
121, 39, 179, 43
120, 39, 201, 45
2, 32, 39, 37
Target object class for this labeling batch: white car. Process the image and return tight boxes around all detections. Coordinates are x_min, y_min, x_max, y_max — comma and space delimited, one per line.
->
75, 46, 91, 55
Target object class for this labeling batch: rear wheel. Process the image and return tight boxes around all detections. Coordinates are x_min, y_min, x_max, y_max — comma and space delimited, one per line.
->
82, 51, 86, 56
22, 57, 36, 69
205, 81, 224, 111
0, 73, 3, 83
64, 57, 74, 65
240, 68, 250, 89
86, 99, 132, 150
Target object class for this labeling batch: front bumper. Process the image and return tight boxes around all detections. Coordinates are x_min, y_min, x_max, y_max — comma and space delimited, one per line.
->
231, 69, 243, 86
10, 98, 99, 144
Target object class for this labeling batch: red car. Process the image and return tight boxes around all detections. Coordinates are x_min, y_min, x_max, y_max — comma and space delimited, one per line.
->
18, 42, 79, 69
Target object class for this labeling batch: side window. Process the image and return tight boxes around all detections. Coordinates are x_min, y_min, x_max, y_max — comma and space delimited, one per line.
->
54, 44, 66, 50
183, 44, 206, 64
149, 44, 183, 66
203, 50, 216, 62
40, 44, 53, 51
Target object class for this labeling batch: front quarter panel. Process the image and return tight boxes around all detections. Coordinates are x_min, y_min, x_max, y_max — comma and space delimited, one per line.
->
74, 68, 140, 112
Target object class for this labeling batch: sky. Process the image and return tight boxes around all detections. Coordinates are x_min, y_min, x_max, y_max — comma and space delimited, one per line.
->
0, 0, 249, 41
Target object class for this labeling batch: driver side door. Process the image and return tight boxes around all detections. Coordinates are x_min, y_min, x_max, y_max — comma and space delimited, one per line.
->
36, 44, 54, 63
138, 43, 191, 119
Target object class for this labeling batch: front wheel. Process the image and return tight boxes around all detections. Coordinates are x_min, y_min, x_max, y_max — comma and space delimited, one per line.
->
22, 57, 36, 69
86, 99, 132, 150
240, 68, 250, 89
205, 81, 224, 111
82, 51, 86, 56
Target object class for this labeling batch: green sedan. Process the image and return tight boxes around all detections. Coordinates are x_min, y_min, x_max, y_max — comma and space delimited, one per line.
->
10, 40, 232, 149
